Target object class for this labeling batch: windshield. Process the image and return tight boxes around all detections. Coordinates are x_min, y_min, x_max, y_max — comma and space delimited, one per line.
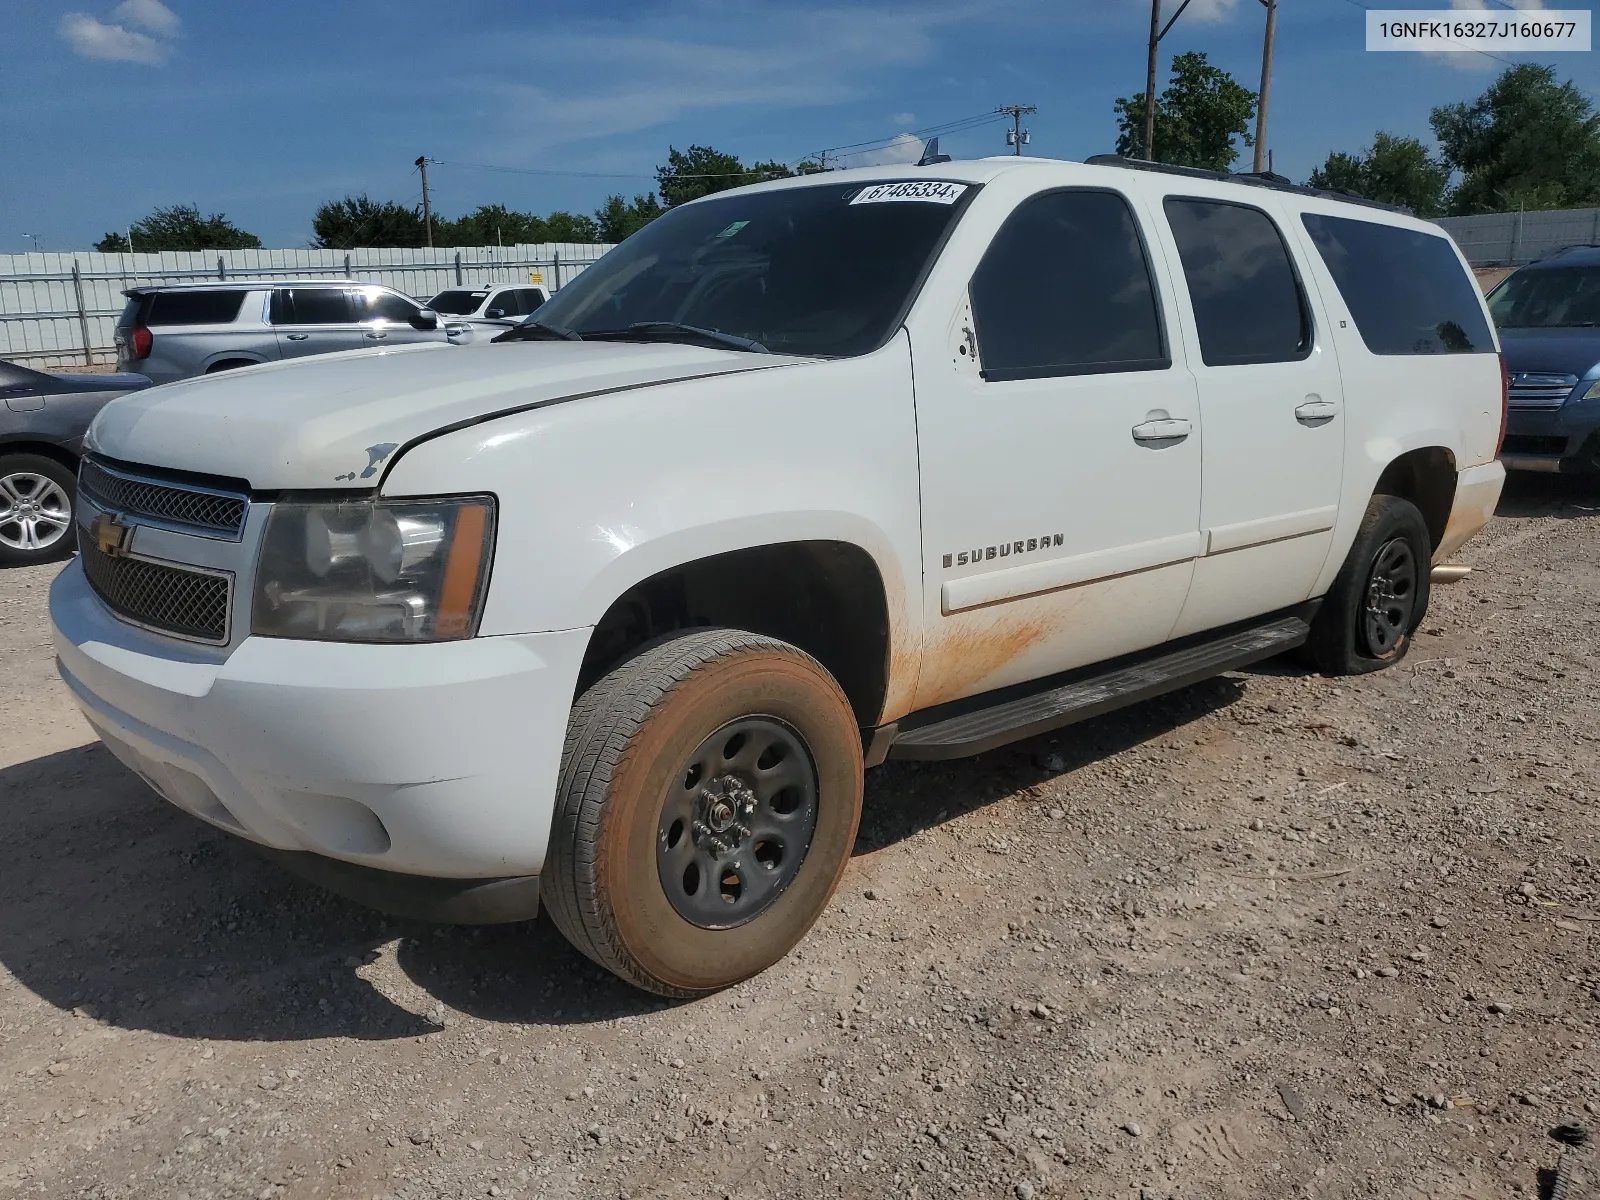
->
1487, 267, 1600, 328
427, 290, 489, 316
531, 179, 974, 357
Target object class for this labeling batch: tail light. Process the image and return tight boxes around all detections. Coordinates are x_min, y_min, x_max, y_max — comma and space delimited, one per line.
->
129, 326, 152, 360
1496, 352, 1509, 457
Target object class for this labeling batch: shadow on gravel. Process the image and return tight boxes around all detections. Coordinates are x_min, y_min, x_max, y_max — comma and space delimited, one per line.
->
854, 675, 1246, 855
0, 743, 659, 1041
1497, 471, 1600, 519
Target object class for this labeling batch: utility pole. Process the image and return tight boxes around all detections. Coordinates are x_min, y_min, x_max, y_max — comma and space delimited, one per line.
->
1253, 0, 1279, 174
1143, 0, 1195, 161
415, 155, 433, 248
998, 104, 1036, 155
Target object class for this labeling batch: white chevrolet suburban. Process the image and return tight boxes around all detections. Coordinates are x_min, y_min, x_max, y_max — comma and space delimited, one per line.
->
51, 157, 1507, 996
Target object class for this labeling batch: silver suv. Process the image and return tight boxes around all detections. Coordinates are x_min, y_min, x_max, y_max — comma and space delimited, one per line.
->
114, 280, 471, 384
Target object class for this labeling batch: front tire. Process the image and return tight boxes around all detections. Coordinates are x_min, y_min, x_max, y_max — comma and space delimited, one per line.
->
1304, 494, 1432, 675
545, 629, 864, 997
0, 454, 77, 568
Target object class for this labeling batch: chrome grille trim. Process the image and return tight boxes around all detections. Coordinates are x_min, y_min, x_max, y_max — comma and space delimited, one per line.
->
80, 539, 232, 644
1508, 371, 1578, 410
79, 457, 249, 540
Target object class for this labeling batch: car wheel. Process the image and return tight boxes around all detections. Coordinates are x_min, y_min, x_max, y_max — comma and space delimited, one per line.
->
0, 454, 77, 568
544, 628, 864, 997
1304, 494, 1432, 675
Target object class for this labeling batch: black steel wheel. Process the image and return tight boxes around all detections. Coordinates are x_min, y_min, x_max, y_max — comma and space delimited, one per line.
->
1304, 493, 1432, 675
1360, 536, 1418, 657
657, 717, 819, 929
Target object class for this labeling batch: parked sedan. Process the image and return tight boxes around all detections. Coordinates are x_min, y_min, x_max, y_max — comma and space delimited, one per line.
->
0, 360, 150, 566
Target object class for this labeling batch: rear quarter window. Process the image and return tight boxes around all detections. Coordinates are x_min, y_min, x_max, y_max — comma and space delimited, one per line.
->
144, 290, 248, 326
1301, 214, 1493, 355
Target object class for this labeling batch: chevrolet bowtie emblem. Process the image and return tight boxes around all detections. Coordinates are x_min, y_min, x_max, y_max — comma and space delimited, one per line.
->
91, 512, 132, 557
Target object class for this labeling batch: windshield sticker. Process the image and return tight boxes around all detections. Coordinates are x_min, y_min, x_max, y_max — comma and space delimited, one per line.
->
850, 181, 968, 206
716, 220, 751, 238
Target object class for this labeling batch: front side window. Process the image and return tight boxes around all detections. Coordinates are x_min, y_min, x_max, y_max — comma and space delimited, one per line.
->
1305, 213, 1494, 353
1165, 198, 1310, 366
971, 189, 1167, 381
428, 290, 488, 316
533, 180, 973, 357
1485, 265, 1600, 332
272, 288, 352, 325
355, 289, 420, 324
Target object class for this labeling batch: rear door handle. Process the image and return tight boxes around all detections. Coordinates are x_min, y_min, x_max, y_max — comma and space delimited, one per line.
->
364, 330, 387, 340
1131, 417, 1193, 444
1295, 399, 1339, 424
285, 333, 309, 341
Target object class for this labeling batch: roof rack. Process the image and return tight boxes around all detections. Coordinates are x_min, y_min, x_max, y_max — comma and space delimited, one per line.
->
1082, 155, 1410, 215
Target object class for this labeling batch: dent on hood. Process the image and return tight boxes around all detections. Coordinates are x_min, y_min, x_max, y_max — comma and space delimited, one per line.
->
335, 442, 400, 482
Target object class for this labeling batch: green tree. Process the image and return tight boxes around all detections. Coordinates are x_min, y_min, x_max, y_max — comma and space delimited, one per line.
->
542, 211, 601, 243
435, 204, 551, 246
655, 145, 794, 207
1431, 64, 1600, 214
1307, 132, 1450, 216
594, 193, 665, 242
1114, 51, 1256, 171
94, 204, 260, 252
312, 195, 427, 249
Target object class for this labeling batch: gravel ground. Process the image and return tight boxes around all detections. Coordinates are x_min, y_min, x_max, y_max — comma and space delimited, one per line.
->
1, 473, 1597, 1200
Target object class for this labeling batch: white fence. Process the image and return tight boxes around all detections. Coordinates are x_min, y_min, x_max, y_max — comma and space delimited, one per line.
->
1436, 208, 1600, 267
0, 243, 614, 369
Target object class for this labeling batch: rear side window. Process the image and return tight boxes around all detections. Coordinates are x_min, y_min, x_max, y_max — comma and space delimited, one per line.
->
520, 288, 547, 310
271, 289, 352, 325
144, 290, 247, 326
971, 189, 1168, 381
1164, 198, 1310, 366
1303, 214, 1495, 354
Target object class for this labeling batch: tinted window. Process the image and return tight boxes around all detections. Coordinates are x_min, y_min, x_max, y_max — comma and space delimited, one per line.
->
970, 190, 1167, 381
486, 290, 518, 316
1484, 265, 1600, 331
535, 180, 970, 357
1303, 214, 1493, 353
145, 290, 247, 326
428, 289, 487, 315
519, 288, 547, 311
272, 289, 351, 325
1165, 199, 1309, 366
355, 289, 420, 323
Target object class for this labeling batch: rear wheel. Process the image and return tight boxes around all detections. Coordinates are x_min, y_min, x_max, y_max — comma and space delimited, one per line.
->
1304, 494, 1432, 675
545, 629, 863, 997
0, 454, 76, 568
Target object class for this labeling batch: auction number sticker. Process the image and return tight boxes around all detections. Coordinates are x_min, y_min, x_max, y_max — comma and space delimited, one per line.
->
851, 181, 969, 205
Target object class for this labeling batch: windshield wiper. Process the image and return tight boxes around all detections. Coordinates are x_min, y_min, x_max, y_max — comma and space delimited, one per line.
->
492, 320, 582, 343
583, 322, 769, 354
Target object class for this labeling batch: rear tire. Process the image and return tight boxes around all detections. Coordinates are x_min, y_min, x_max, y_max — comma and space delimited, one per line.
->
545, 629, 863, 997
1304, 494, 1432, 675
0, 454, 77, 568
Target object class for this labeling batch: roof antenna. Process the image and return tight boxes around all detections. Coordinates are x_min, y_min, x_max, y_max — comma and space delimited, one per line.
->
917, 136, 952, 167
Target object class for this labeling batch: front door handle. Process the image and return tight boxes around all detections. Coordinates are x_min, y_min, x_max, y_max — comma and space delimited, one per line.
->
1296, 398, 1339, 424
1131, 416, 1193, 444
364, 330, 387, 340
285, 333, 310, 341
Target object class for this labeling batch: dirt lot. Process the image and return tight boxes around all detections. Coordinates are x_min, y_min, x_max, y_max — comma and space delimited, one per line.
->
1, 475, 1597, 1200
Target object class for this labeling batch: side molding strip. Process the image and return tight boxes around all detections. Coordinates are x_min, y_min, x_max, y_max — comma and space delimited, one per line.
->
941, 531, 1203, 614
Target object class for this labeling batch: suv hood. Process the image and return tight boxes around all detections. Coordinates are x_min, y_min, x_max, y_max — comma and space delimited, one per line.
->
1497, 326, 1600, 379
88, 340, 792, 490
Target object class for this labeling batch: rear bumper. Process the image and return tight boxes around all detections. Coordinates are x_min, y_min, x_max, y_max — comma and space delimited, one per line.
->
1436, 460, 1506, 563
259, 849, 540, 923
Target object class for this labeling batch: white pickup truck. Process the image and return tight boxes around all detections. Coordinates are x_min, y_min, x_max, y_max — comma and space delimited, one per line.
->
51, 156, 1506, 996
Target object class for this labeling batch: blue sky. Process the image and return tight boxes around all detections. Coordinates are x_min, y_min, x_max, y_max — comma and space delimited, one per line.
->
3, 0, 1597, 251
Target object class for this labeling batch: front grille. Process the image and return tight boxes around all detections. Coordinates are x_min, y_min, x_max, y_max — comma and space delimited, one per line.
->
1501, 434, 1568, 457
79, 458, 247, 538
1508, 372, 1578, 409
80, 539, 231, 643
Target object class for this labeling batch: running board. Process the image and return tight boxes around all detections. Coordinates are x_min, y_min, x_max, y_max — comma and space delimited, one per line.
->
888, 613, 1311, 761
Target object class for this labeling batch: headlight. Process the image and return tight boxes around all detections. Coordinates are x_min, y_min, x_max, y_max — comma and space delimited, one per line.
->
1583, 380, 1600, 401
252, 496, 495, 642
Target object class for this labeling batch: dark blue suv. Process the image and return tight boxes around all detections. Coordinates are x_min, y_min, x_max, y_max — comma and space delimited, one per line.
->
1490, 246, 1600, 473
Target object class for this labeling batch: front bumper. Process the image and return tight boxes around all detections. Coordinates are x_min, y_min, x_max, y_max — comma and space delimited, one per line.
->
51, 560, 590, 890
1502, 402, 1600, 473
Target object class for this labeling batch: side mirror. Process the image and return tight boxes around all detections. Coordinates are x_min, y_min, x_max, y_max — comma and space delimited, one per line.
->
411, 308, 439, 331
484, 308, 505, 319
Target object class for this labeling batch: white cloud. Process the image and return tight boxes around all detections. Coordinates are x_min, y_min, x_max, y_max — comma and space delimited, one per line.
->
889, 111, 917, 127
59, 13, 169, 63
853, 132, 925, 166
113, 0, 181, 36
1185, 0, 1243, 23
